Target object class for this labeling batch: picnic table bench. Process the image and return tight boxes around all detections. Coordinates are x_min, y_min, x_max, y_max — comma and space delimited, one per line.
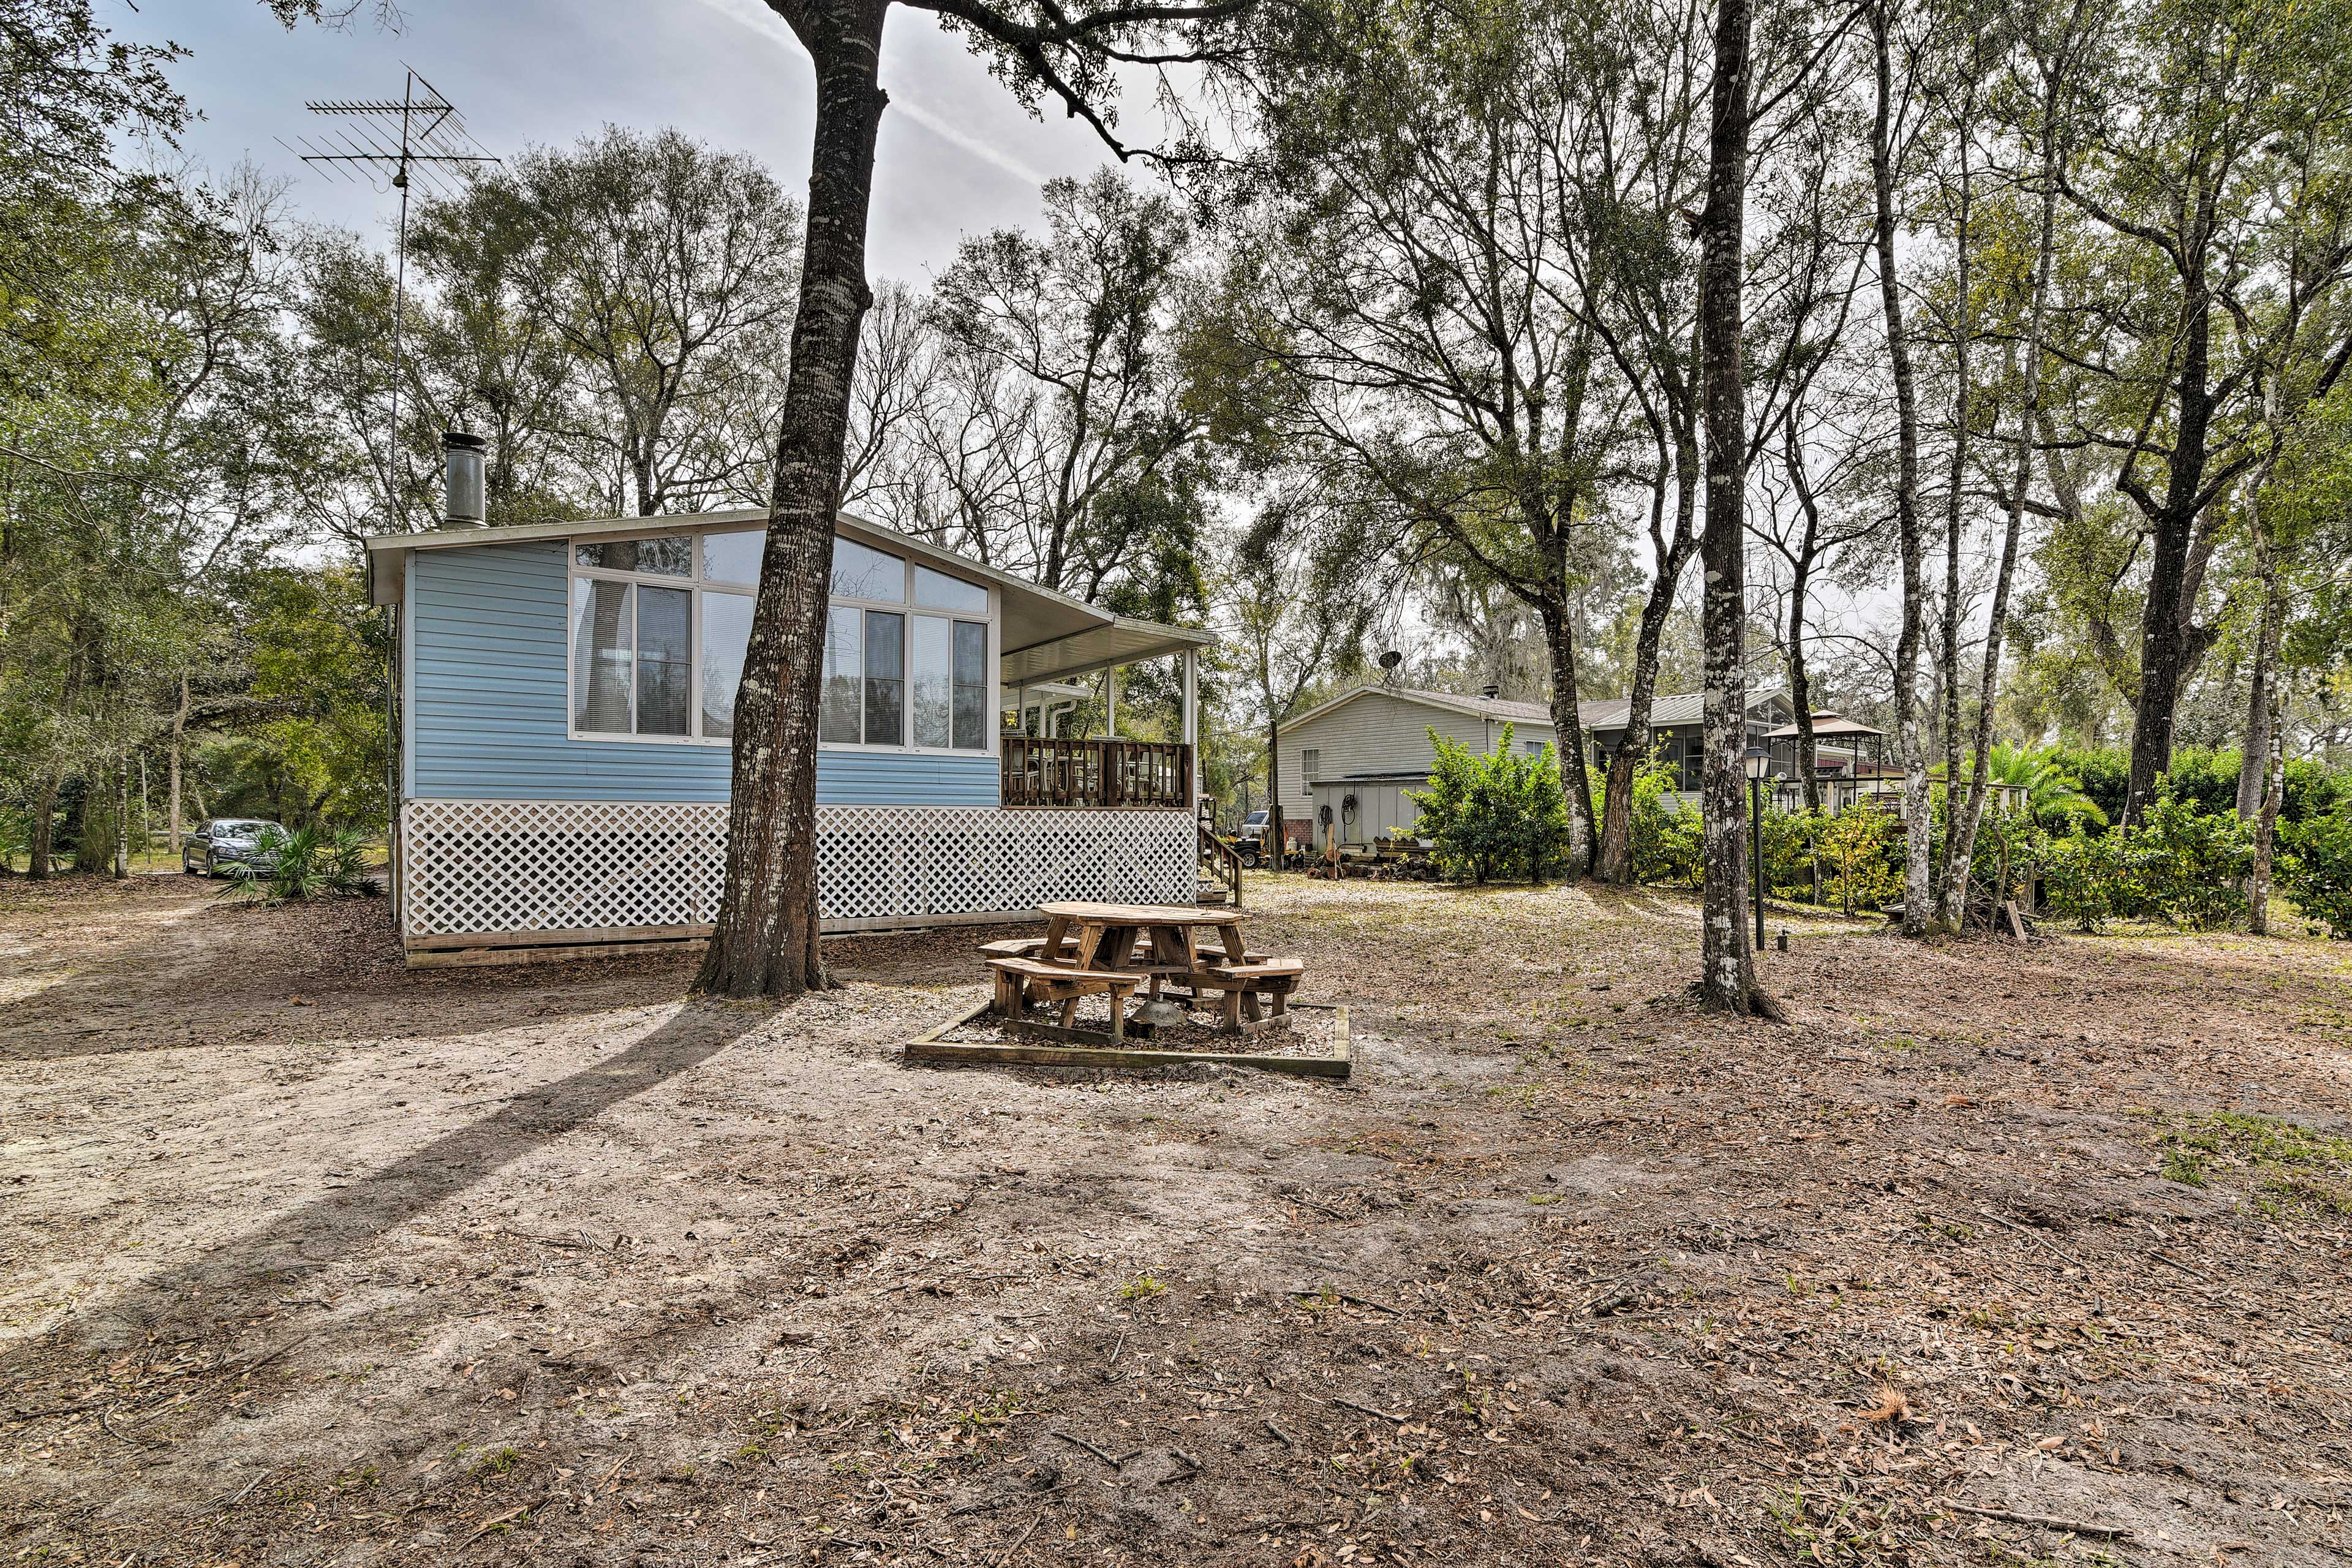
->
978, 933, 1273, 968
986, 956, 1146, 1041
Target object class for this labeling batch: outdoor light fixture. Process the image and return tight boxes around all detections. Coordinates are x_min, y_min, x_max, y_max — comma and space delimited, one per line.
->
1743, 744, 1771, 950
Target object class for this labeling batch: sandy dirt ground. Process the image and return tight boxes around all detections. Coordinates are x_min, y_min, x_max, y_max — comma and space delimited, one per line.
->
4, 871, 2350, 1567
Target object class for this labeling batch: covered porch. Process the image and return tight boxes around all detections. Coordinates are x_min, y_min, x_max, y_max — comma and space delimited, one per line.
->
996, 613, 1214, 811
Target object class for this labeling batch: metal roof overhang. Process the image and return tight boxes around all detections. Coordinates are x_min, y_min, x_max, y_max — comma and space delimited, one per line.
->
1000, 616, 1216, 688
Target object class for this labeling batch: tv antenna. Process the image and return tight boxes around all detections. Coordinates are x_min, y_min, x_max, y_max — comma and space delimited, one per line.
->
283, 66, 498, 527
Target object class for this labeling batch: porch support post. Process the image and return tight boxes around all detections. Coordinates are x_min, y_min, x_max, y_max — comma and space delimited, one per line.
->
1182, 650, 1199, 805
1105, 666, 1117, 737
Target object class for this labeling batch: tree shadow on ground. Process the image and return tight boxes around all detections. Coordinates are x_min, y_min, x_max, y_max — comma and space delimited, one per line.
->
12, 999, 764, 1365
0, 880, 701, 1063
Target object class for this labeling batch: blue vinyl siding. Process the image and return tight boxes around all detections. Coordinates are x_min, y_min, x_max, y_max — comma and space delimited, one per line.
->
408, 540, 1000, 805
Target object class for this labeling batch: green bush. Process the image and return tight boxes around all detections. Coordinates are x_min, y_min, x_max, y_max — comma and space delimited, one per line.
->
2039, 790, 2252, 932
0, 805, 30, 874
2158, 746, 2245, 818
1966, 813, 2046, 909
2123, 791, 2250, 929
224, 824, 380, 906
1815, 806, 1902, 916
1630, 756, 1700, 886
2281, 811, 2352, 938
2051, 746, 2131, 825
1627, 778, 1890, 910
2040, 829, 2128, 931
2285, 758, 2352, 823
2043, 745, 2352, 827
1409, 725, 1572, 884
1758, 803, 1824, 900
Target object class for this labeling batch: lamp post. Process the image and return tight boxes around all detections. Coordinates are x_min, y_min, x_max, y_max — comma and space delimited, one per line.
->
1743, 744, 1771, 951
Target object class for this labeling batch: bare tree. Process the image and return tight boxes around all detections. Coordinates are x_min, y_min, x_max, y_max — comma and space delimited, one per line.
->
1941, 0, 2084, 921
425, 127, 806, 518
925, 170, 1205, 600
1866, 0, 1935, 936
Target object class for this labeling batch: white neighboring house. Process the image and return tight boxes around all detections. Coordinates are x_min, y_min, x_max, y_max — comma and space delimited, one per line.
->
1273, 682, 1795, 851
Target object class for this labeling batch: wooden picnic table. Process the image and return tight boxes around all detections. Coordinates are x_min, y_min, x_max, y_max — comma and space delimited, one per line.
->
1017, 902, 1303, 1033
1035, 900, 1247, 981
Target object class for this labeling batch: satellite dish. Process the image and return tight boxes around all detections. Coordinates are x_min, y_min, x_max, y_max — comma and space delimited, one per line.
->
1378, 650, 1403, 672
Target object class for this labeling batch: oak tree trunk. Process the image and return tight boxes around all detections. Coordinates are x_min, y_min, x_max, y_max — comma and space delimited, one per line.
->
169, 673, 187, 857
1933, 132, 1972, 919
2248, 676, 2285, 934
2237, 570, 2283, 819
1871, 2, 1933, 937
1539, 605, 1598, 882
2124, 247, 2217, 824
696, 0, 889, 998
1265, 715, 1282, 872
113, 763, 130, 879
1780, 414, 1824, 814
27, 772, 57, 880
1697, 0, 1755, 1011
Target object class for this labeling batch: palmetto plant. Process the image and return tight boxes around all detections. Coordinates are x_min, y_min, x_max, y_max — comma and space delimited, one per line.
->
222, 824, 379, 906
1981, 744, 2108, 831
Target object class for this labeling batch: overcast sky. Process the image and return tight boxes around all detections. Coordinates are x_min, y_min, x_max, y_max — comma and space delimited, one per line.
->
108, 0, 1126, 282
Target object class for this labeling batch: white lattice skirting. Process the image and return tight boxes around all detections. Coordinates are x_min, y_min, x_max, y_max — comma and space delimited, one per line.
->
398, 799, 1196, 946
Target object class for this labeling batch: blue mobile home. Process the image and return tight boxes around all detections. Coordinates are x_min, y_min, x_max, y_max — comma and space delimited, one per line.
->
365, 496, 1212, 964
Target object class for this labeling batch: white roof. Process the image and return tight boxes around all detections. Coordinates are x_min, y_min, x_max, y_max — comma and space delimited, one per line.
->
1280, 682, 1562, 735
364, 508, 1211, 682
1281, 681, 1790, 740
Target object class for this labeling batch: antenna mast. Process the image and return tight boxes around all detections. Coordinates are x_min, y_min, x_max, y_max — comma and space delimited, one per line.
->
287, 66, 498, 530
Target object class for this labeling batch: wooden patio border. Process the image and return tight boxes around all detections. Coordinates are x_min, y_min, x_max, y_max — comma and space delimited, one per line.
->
901, 1000, 1351, 1079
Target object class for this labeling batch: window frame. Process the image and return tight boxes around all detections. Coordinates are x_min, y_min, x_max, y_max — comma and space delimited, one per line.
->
565, 524, 1000, 758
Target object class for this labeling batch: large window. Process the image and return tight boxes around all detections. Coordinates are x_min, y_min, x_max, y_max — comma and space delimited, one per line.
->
818, 537, 990, 750
570, 526, 993, 753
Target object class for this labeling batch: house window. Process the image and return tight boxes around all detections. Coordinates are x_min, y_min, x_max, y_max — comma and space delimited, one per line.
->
570, 527, 995, 752
1302, 748, 1321, 780
1525, 739, 1545, 756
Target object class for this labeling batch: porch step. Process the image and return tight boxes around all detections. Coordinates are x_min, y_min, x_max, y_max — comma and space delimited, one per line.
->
1197, 880, 1234, 907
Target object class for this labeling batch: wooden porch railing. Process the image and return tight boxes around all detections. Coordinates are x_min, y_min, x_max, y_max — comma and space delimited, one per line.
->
1197, 812, 1243, 907
1001, 738, 1194, 809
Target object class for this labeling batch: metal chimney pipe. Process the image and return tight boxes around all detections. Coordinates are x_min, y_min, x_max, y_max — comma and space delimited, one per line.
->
441, 431, 487, 527
1480, 684, 1500, 700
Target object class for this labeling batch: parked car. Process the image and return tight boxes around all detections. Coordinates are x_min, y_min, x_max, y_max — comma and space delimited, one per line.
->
183, 818, 284, 878
1232, 808, 1272, 867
